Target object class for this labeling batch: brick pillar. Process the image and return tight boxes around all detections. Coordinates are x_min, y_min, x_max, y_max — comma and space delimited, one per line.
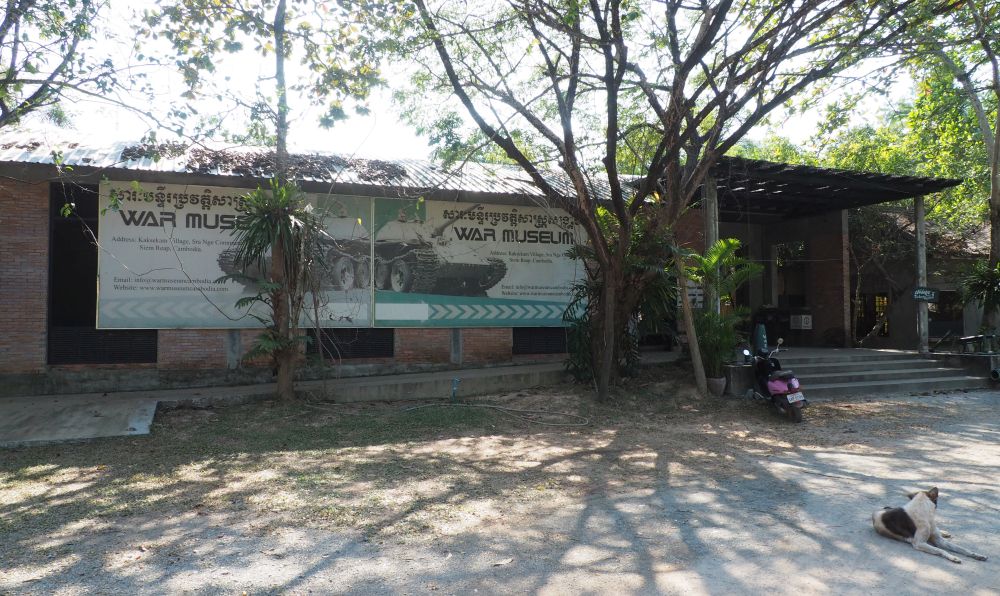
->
395, 328, 451, 363
808, 210, 850, 347
0, 179, 49, 373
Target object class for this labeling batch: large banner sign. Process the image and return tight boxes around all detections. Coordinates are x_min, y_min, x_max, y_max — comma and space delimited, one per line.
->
372, 199, 583, 327
97, 182, 371, 329
97, 182, 583, 329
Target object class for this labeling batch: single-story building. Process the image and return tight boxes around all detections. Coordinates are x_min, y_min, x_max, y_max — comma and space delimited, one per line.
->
851, 208, 988, 349
0, 138, 960, 396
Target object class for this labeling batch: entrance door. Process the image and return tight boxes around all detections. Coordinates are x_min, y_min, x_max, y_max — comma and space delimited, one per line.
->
48, 183, 157, 364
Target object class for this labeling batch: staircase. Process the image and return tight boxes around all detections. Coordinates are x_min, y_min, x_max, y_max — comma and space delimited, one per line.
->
776, 348, 992, 399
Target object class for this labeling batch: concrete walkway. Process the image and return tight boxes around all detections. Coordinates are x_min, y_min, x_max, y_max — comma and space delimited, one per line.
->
0, 353, 678, 448
0, 393, 159, 448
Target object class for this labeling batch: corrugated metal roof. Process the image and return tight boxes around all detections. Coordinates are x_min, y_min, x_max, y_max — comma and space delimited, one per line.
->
0, 135, 578, 199
0, 135, 964, 217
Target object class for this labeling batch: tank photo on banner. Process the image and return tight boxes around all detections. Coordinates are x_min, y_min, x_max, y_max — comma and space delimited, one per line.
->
372, 198, 584, 327
96, 181, 372, 329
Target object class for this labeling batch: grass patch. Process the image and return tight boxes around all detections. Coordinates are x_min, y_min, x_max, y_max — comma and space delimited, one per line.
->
0, 396, 542, 539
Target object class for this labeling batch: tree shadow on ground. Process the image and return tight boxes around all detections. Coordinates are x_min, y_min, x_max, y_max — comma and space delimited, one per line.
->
1, 388, 997, 594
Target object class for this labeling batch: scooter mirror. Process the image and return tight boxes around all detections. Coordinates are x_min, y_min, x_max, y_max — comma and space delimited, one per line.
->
777, 338, 784, 345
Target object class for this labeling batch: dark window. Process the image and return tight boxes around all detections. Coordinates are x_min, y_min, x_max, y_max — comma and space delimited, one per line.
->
929, 291, 964, 337
512, 327, 567, 355
774, 241, 807, 308
307, 328, 394, 359
48, 183, 157, 364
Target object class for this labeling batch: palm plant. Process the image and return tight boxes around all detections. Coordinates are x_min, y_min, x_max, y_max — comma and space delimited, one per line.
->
961, 260, 1000, 332
685, 238, 763, 310
692, 309, 744, 378
229, 179, 324, 400
683, 238, 762, 380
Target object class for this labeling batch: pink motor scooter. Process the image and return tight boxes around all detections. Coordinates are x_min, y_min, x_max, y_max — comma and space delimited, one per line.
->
743, 338, 808, 423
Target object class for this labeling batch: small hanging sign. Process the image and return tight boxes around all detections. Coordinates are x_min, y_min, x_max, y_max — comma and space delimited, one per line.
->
913, 287, 939, 302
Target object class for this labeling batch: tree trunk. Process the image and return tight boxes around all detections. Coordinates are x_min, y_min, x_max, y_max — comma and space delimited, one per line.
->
675, 257, 707, 397
276, 349, 296, 400
270, 228, 295, 401
990, 119, 1000, 268
273, 0, 289, 183
271, 0, 296, 401
596, 262, 619, 402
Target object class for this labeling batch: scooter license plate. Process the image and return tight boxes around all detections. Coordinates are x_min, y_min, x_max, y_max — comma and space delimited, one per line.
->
786, 392, 805, 404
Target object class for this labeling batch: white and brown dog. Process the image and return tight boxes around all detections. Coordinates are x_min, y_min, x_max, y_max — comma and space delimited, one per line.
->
872, 487, 988, 564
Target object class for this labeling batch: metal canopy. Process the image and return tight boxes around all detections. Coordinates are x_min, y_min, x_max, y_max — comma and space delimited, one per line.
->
710, 156, 962, 222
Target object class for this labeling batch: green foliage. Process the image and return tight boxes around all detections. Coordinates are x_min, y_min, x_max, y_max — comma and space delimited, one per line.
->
401, 0, 920, 399
693, 310, 745, 378
142, 0, 402, 138
228, 180, 323, 365
0, 0, 117, 128
730, 137, 817, 166
683, 238, 763, 307
684, 239, 761, 378
562, 220, 678, 382
804, 0, 998, 246
231, 180, 305, 275
961, 260, 1000, 331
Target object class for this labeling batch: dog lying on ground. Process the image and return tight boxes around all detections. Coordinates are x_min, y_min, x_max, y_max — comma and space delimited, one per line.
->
872, 487, 988, 564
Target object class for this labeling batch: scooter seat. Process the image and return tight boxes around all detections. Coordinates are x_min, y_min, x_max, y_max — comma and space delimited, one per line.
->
768, 370, 796, 381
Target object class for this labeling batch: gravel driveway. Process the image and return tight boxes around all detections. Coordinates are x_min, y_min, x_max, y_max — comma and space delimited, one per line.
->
2, 388, 998, 595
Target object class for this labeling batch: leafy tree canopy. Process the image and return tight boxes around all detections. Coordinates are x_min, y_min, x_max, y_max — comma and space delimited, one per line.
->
141, 0, 402, 142
400, 0, 923, 398
0, 0, 119, 128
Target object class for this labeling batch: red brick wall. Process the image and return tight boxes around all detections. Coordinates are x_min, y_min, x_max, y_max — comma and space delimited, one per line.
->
674, 209, 706, 254
395, 328, 451, 363
157, 329, 230, 369
462, 328, 512, 364
0, 179, 49, 373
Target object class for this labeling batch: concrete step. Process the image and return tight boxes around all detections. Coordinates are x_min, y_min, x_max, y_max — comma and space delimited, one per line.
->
775, 350, 918, 365
797, 367, 976, 385
804, 375, 992, 399
788, 359, 948, 375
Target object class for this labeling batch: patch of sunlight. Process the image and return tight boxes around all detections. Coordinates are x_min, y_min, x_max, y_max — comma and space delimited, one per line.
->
888, 551, 963, 584
667, 461, 696, 476
15, 463, 61, 477
619, 450, 657, 465
681, 491, 718, 505
1, 476, 95, 508
103, 547, 156, 574
3, 553, 82, 584
695, 526, 739, 541
685, 449, 724, 458
246, 468, 281, 482
172, 460, 222, 481
833, 539, 858, 553
655, 569, 709, 594
560, 544, 614, 566
248, 489, 305, 511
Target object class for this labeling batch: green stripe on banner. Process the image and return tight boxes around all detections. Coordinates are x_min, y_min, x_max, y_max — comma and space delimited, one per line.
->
374, 291, 569, 327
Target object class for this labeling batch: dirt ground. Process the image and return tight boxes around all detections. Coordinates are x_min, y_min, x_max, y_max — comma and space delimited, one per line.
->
1, 370, 998, 595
